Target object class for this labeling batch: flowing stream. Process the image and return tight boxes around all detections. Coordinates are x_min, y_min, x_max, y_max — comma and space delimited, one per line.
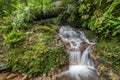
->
57, 25, 99, 80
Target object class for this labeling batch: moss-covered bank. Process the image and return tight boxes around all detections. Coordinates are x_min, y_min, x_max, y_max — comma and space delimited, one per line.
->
0, 25, 68, 76
94, 38, 120, 73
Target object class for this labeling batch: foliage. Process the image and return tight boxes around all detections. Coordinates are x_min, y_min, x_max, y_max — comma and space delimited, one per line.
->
89, 0, 120, 37
11, 4, 30, 31
11, 0, 63, 31
58, 0, 120, 37
0, 0, 18, 17
1, 25, 13, 34
6, 25, 67, 76
4, 31, 25, 46
1, 0, 120, 37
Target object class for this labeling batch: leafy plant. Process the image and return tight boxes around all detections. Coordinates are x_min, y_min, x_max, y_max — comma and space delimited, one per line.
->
58, 0, 120, 37
89, 0, 120, 37
0, 0, 18, 17
11, 0, 62, 31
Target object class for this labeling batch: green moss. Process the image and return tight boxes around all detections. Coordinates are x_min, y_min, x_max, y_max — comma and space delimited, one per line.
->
6, 25, 67, 76
94, 39, 120, 74
1, 25, 13, 34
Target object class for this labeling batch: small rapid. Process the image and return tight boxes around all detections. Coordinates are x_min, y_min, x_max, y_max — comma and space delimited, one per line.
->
57, 25, 99, 80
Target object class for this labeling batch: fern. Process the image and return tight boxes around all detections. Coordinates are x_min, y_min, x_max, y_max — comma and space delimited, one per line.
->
88, 0, 120, 37
0, 0, 18, 17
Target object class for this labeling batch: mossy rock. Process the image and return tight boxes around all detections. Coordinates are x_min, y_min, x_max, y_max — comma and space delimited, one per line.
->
5, 25, 67, 76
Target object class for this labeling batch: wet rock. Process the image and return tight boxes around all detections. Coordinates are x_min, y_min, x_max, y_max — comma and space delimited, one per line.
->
62, 39, 70, 52
79, 42, 89, 52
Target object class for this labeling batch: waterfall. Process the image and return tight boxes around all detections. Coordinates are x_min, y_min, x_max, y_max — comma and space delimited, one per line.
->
57, 25, 99, 80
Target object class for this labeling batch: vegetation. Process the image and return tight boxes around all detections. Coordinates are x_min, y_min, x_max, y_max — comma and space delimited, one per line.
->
94, 39, 120, 74
0, 0, 18, 17
0, 0, 120, 78
1, 25, 67, 76
58, 0, 120, 37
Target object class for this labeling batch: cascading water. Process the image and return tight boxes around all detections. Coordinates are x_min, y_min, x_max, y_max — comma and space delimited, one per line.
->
57, 25, 99, 80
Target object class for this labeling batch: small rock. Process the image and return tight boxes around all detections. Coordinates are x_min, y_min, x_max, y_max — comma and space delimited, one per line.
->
33, 77, 41, 80
52, 74, 58, 80
6, 73, 18, 79
43, 73, 46, 77
22, 75, 29, 80
0, 72, 10, 80
41, 77, 50, 80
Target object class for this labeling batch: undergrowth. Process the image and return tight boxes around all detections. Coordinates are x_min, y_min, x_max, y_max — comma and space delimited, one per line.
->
1, 25, 67, 76
94, 38, 120, 74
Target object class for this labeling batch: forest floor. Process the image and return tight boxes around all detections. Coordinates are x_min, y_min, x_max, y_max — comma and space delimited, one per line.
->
0, 62, 120, 80
0, 66, 64, 80
0, 72, 59, 80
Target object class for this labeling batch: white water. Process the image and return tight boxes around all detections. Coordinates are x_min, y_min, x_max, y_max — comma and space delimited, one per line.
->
57, 25, 99, 80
